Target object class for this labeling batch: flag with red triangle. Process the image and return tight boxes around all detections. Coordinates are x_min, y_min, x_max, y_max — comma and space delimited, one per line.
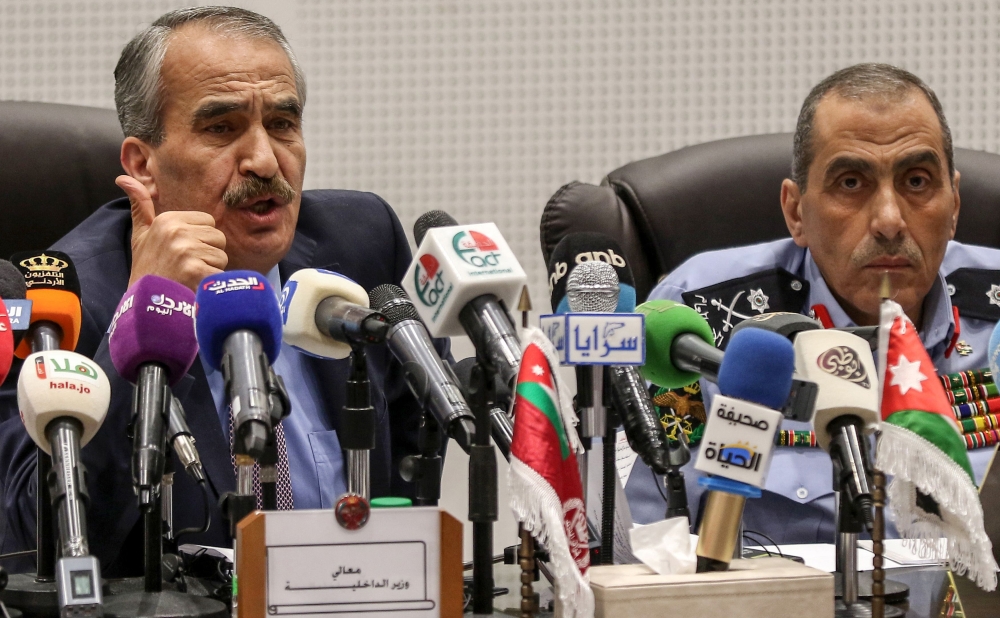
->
508, 327, 594, 617
876, 300, 997, 590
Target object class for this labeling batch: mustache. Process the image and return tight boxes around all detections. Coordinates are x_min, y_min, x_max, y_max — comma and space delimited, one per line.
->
223, 174, 297, 208
850, 236, 923, 267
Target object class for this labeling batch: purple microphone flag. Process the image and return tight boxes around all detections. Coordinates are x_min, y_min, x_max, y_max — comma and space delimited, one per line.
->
109, 275, 199, 386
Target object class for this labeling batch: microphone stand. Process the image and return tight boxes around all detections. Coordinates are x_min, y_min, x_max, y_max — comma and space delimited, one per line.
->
343, 343, 376, 500
601, 390, 617, 565
4, 323, 64, 618
664, 439, 691, 523
467, 359, 498, 616
104, 367, 226, 618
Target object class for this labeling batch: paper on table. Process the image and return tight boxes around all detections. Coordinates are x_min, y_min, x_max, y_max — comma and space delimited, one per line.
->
615, 430, 639, 487
857, 538, 946, 566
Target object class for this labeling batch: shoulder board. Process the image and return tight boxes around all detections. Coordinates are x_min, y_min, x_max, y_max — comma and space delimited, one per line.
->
681, 268, 810, 350
946, 268, 1000, 322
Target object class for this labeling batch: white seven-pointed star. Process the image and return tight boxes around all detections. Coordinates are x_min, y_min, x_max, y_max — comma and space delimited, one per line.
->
988, 284, 1000, 308
531, 364, 545, 377
889, 354, 927, 395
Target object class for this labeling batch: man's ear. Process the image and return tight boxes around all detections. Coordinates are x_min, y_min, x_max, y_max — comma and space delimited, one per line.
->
120, 137, 159, 203
780, 178, 808, 247
950, 170, 961, 239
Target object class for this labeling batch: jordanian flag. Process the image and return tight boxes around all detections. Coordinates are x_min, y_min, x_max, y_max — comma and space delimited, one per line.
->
876, 300, 997, 590
509, 327, 593, 618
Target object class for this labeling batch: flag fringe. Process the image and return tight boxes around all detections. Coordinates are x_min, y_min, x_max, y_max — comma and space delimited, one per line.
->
522, 326, 585, 454
509, 456, 595, 618
877, 423, 998, 590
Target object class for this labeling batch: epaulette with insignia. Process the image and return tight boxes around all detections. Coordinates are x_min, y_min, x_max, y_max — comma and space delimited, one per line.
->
680, 268, 810, 349
946, 268, 1000, 322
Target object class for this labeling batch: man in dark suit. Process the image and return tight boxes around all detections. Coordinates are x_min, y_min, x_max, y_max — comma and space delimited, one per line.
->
0, 6, 440, 576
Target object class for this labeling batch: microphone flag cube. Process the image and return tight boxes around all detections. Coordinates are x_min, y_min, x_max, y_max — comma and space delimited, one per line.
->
402, 222, 527, 337
0, 306, 12, 385
538, 312, 644, 366
195, 271, 282, 371
280, 268, 370, 360
694, 394, 781, 488
792, 329, 878, 450
108, 275, 199, 386
17, 349, 111, 455
10, 250, 82, 357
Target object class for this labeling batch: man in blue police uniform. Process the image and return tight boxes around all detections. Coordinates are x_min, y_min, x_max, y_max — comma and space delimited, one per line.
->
625, 63, 1000, 544
0, 7, 440, 576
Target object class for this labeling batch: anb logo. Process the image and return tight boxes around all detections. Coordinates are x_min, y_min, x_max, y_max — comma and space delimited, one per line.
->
452, 230, 501, 268
414, 254, 446, 307
279, 281, 297, 325
574, 249, 626, 269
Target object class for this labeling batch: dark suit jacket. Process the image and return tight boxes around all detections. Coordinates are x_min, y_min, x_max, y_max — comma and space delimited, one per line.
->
0, 190, 442, 576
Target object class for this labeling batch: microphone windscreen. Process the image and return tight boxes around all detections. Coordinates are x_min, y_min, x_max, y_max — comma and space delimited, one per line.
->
717, 328, 795, 410
414, 210, 459, 246
794, 329, 880, 450
566, 260, 619, 312
547, 232, 636, 313
369, 284, 421, 326
195, 271, 282, 371
17, 350, 111, 454
989, 321, 1000, 380
0, 259, 26, 301
636, 299, 715, 388
280, 268, 369, 360
10, 251, 82, 357
108, 276, 198, 386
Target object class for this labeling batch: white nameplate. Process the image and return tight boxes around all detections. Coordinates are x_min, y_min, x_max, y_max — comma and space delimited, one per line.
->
236, 507, 462, 618
694, 395, 782, 488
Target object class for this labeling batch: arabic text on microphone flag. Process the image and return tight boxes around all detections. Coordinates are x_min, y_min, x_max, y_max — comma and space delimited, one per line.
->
508, 327, 594, 618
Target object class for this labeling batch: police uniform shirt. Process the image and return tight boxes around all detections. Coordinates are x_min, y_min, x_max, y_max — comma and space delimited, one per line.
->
624, 238, 1000, 544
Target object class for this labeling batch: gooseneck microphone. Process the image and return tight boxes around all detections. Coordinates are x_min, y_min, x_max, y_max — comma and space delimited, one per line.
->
407, 210, 527, 387
281, 268, 387, 499
109, 276, 200, 509
635, 299, 719, 389
11, 250, 84, 585
694, 328, 794, 572
18, 349, 111, 618
369, 284, 476, 452
793, 330, 879, 530
197, 271, 284, 461
167, 395, 205, 484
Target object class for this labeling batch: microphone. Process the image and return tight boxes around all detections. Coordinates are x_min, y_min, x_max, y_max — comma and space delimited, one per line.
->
167, 395, 205, 484
17, 349, 111, 616
281, 268, 389, 358
368, 284, 476, 453
10, 251, 82, 356
635, 299, 719, 388
793, 329, 879, 530
403, 210, 527, 386
453, 356, 513, 459
0, 295, 12, 386
547, 231, 636, 314
109, 276, 200, 508
195, 271, 284, 460
694, 328, 794, 572
0, 258, 27, 355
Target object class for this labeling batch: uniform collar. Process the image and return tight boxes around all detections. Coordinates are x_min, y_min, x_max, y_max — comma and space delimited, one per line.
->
801, 249, 956, 356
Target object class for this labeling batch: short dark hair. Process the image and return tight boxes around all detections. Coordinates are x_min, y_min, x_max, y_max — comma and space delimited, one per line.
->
791, 63, 953, 190
114, 6, 305, 145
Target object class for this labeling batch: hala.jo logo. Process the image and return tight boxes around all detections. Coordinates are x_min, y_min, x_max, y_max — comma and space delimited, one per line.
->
452, 230, 501, 267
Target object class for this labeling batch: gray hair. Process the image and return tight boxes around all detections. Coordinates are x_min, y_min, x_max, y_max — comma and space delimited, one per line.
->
791, 63, 953, 190
114, 6, 306, 145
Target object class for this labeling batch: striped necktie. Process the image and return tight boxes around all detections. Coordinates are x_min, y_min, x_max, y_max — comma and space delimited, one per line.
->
228, 409, 294, 510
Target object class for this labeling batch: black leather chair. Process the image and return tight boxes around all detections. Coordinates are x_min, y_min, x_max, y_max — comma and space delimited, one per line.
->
540, 133, 1000, 302
0, 101, 124, 258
